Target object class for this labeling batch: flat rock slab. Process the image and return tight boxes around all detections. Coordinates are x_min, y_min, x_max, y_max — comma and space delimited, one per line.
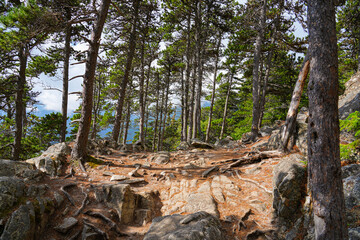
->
110, 175, 129, 181
54, 217, 78, 233
117, 179, 146, 185
144, 211, 225, 240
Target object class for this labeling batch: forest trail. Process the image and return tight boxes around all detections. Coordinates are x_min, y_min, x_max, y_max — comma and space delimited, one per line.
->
39, 137, 287, 240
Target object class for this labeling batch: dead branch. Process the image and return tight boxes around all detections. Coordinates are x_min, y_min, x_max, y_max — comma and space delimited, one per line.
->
226, 151, 282, 168
201, 166, 219, 178
71, 60, 86, 65
69, 75, 84, 81
60, 183, 77, 206
68, 230, 81, 240
44, 87, 62, 92
84, 210, 128, 236
69, 91, 82, 95
235, 170, 272, 194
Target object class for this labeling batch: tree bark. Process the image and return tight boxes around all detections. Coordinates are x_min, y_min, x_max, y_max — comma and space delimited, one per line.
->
187, 64, 197, 142
122, 101, 131, 145
250, 0, 267, 141
181, 11, 191, 142
71, 0, 111, 164
12, 46, 28, 160
307, 1, 348, 239
159, 72, 171, 151
206, 32, 222, 143
61, 8, 72, 143
112, 0, 140, 142
220, 71, 234, 140
152, 73, 160, 152
192, 0, 203, 139
280, 56, 310, 152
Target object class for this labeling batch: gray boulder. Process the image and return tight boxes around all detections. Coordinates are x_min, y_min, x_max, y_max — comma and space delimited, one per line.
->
176, 141, 191, 151
273, 155, 307, 225
190, 139, 214, 149
349, 227, 360, 240
342, 164, 360, 179
95, 184, 136, 224
26, 142, 70, 176
339, 72, 360, 120
153, 152, 170, 164
54, 217, 78, 233
0, 160, 34, 178
0, 202, 36, 240
143, 211, 225, 240
0, 177, 26, 217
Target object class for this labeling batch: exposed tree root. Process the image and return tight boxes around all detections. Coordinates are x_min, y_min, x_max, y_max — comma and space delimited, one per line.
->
73, 187, 88, 216
83, 218, 109, 240
60, 183, 77, 206
235, 170, 272, 194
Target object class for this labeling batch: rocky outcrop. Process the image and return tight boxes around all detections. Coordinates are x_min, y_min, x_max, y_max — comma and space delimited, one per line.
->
95, 184, 137, 224
26, 142, 70, 177
151, 152, 170, 164
272, 154, 310, 239
176, 141, 191, 151
143, 211, 225, 240
339, 72, 360, 120
190, 139, 214, 149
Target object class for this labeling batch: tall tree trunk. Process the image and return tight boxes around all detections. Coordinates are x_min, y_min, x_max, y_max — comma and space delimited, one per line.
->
250, 0, 267, 141
187, 66, 197, 142
192, 0, 203, 139
139, 40, 146, 147
112, 0, 140, 142
152, 73, 160, 152
280, 56, 310, 152
157, 87, 165, 151
358, 33, 360, 72
160, 73, 171, 151
206, 32, 222, 142
71, 0, 111, 165
307, 1, 348, 239
122, 101, 131, 145
220, 72, 234, 140
144, 58, 152, 142
61, 8, 72, 143
12, 46, 28, 160
181, 12, 191, 142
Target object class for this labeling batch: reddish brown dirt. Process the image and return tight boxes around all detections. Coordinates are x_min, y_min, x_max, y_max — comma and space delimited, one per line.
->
39, 137, 286, 240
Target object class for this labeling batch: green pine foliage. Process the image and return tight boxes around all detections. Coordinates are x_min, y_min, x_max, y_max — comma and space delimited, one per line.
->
340, 111, 360, 161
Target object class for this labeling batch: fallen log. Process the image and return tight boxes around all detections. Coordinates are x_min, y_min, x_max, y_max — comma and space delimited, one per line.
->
226, 151, 282, 168
201, 166, 219, 178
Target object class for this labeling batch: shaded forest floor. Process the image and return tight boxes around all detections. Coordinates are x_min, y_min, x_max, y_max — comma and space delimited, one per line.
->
38, 137, 289, 240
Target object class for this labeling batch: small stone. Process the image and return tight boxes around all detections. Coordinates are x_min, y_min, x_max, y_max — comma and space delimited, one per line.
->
110, 175, 129, 181
128, 169, 142, 177
54, 217, 78, 233
103, 171, 113, 176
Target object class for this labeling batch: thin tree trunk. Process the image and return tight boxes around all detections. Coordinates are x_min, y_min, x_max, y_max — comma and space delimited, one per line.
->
220, 72, 234, 140
152, 73, 160, 152
12, 46, 28, 160
61, 9, 72, 143
192, 0, 203, 139
112, 0, 140, 142
307, 1, 348, 239
250, 0, 267, 141
187, 66, 197, 142
280, 56, 310, 152
71, 0, 110, 165
122, 101, 131, 145
206, 32, 222, 142
358, 33, 360, 72
157, 87, 165, 151
144, 59, 152, 142
139, 40, 146, 147
160, 73, 171, 151
182, 12, 192, 142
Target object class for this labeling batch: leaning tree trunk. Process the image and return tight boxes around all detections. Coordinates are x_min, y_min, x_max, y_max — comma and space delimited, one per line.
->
205, 32, 222, 143
280, 55, 310, 152
307, 1, 348, 239
12, 46, 28, 160
71, 0, 111, 165
250, 0, 267, 141
122, 101, 131, 145
220, 72, 234, 140
61, 8, 72, 143
112, 0, 140, 142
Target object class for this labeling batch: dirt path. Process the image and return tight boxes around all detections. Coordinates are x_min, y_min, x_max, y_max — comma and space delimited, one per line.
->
40, 137, 283, 239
